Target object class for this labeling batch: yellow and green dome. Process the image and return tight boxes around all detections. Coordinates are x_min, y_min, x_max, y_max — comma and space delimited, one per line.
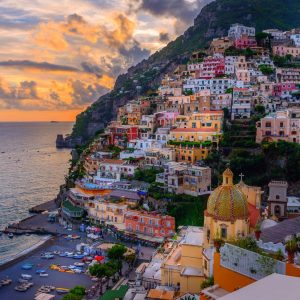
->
206, 169, 248, 222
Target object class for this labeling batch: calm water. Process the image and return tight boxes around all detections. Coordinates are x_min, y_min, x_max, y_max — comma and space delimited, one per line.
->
0, 122, 73, 263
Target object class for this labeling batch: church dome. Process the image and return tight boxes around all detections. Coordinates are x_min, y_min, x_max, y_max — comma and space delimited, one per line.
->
206, 168, 248, 222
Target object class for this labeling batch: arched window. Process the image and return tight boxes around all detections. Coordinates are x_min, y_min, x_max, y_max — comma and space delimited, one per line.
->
275, 205, 281, 216
220, 224, 227, 239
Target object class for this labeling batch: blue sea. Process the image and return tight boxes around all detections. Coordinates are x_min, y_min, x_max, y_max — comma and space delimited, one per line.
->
0, 122, 73, 263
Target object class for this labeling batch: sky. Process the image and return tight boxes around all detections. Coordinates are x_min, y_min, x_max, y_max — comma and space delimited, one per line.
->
0, 0, 210, 122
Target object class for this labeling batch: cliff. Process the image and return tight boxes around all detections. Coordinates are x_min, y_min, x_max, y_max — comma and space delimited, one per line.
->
69, 0, 300, 144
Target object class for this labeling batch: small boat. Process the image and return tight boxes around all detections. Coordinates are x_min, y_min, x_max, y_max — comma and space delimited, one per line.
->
21, 274, 32, 280
56, 288, 70, 294
8, 233, 13, 239
41, 254, 54, 259
21, 263, 33, 270
0, 279, 12, 285
74, 262, 85, 267
40, 273, 49, 277
36, 269, 46, 274
73, 254, 84, 259
14, 286, 27, 292
18, 278, 29, 283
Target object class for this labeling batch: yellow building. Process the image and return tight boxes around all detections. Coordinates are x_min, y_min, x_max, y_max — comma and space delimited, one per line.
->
88, 199, 128, 228
203, 169, 250, 248
170, 128, 220, 144
185, 111, 223, 132
160, 227, 205, 294
174, 145, 211, 162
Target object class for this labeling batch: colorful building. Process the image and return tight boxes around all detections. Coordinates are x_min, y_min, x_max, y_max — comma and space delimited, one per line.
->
124, 211, 175, 239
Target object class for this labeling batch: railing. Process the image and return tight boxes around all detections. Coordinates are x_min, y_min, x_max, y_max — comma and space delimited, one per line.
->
220, 243, 286, 281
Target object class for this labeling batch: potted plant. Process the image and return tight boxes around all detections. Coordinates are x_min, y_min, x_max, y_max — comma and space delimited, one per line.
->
274, 249, 285, 261
285, 239, 298, 264
213, 238, 224, 253
254, 223, 261, 241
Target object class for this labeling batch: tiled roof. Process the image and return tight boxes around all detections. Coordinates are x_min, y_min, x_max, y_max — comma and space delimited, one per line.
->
101, 159, 125, 165
147, 289, 175, 300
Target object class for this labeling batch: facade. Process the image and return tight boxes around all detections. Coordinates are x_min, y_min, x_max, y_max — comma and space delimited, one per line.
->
105, 122, 139, 146
209, 37, 233, 54
273, 45, 300, 58
88, 199, 128, 226
290, 33, 300, 47
211, 93, 232, 110
276, 68, 300, 83
234, 35, 257, 49
124, 211, 175, 239
174, 145, 211, 162
182, 165, 211, 196
256, 109, 300, 143
228, 24, 255, 39
268, 180, 288, 219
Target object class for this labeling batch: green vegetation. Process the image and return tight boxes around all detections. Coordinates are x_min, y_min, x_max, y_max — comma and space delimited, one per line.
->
62, 286, 86, 300
224, 47, 255, 58
259, 64, 274, 75
134, 167, 164, 183
168, 140, 212, 148
107, 244, 127, 275
201, 277, 214, 289
166, 194, 208, 227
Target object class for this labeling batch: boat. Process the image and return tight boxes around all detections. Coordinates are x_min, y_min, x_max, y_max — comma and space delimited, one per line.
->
21, 263, 33, 270
14, 286, 27, 292
73, 254, 84, 259
8, 233, 13, 239
36, 269, 46, 274
40, 273, 49, 277
74, 262, 85, 267
21, 274, 32, 280
0, 279, 12, 285
41, 254, 54, 259
56, 288, 70, 294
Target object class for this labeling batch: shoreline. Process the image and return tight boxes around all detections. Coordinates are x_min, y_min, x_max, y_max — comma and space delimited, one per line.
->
0, 235, 55, 271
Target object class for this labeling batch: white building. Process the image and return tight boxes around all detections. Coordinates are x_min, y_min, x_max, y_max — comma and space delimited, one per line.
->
225, 56, 239, 75
290, 33, 300, 47
263, 29, 286, 40
228, 23, 256, 39
183, 78, 235, 94
287, 196, 300, 214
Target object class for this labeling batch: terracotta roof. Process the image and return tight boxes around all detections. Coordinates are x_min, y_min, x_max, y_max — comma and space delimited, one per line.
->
101, 159, 125, 165
147, 289, 175, 300
171, 128, 217, 132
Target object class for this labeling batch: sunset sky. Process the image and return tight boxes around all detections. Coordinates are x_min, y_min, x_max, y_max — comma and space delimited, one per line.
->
0, 0, 208, 122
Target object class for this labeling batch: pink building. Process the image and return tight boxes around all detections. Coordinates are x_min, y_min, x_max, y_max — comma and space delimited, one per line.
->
234, 35, 257, 49
273, 45, 300, 58
124, 211, 175, 238
192, 57, 225, 79
272, 83, 297, 97
154, 111, 179, 127
256, 109, 300, 143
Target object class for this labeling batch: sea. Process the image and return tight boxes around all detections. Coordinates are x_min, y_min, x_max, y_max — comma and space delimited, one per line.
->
0, 122, 73, 264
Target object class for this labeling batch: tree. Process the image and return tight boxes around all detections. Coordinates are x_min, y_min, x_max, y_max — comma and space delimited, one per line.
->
62, 286, 86, 300
259, 64, 274, 75
89, 263, 117, 294
107, 244, 127, 275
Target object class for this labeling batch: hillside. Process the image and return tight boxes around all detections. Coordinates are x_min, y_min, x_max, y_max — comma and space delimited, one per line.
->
70, 0, 300, 143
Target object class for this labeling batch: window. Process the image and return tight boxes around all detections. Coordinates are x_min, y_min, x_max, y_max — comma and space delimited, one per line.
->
276, 195, 280, 200
192, 122, 196, 128
221, 226, 227, 239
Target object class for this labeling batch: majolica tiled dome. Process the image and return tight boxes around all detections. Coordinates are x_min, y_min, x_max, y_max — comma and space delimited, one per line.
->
206, 169, 248, 222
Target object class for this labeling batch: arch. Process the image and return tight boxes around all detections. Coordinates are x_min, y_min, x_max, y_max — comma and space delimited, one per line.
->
274, 205, 281, 216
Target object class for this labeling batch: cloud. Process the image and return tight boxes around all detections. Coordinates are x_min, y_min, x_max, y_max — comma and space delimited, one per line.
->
135, 0, 212, 34
159, 32, 170, 42
0, 60, 79, 72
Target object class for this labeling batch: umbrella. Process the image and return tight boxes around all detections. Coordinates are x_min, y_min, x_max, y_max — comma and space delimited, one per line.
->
94, 255, 105, 262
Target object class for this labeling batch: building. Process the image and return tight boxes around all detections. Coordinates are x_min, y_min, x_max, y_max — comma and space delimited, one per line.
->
276, 68, 300, 83
88, 198, 128, 227
173, 145, 211, 163
209, 37, 233, 54
105, 122, 139, 146
273, 45, 300, 58
287, 196, 300, 215
94, 159, 138, 183
256, 109, 300, 143
290, 33, 300, 47
203, 169, 250, 247
228, 24, 255, 40
170, 128, 220, 144
160, 226, 206, 294
234, 35, 257, 49
231, 88, 255, 119
263, 29, 286, 40
268, 180, 288, 219
124, 211, 175, 240
210, 93, 232, 110
183, 165, 211, 196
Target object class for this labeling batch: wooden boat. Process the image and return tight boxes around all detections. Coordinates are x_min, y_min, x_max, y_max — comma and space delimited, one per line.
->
56, 287, 70, 294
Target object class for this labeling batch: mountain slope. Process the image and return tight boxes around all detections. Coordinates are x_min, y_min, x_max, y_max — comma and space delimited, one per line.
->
70, 0, 300, 142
